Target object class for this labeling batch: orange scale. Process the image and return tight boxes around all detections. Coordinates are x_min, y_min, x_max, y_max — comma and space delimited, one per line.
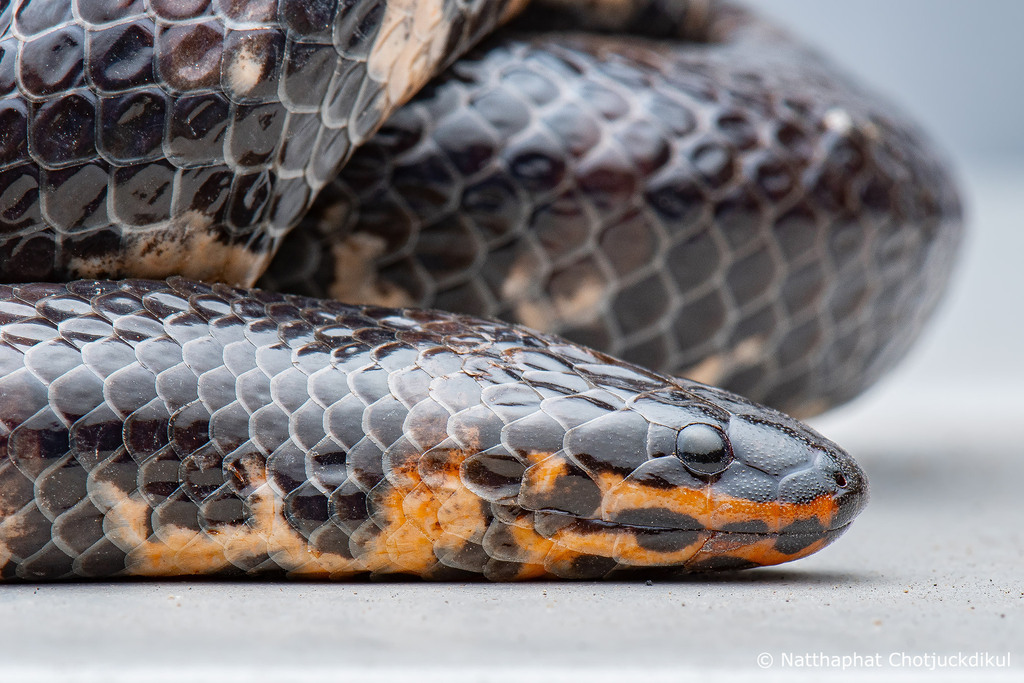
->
713, 493, 838, 533
686, 533, 829, 569
385, 520, 439, 574
437, 486, 489, 543
520, 453, 571, 497
349, 519, 394, 573
401, 481, 445, 538
126, 535, 203, 576
740, 536, 827, 567
707, 494, 789, 533
612, 529, 711, 567
547, 523, 622, 558
509, 562, 551, 580
598, 472, 713, 525
432, 530, 479, 562
419, 443, 473, 491
541, 546, 587, 576
505, 522, 555, 564
481, 521, 545, 564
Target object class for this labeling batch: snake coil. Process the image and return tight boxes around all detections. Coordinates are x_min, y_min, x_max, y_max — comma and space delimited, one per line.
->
0, 0, 959, 580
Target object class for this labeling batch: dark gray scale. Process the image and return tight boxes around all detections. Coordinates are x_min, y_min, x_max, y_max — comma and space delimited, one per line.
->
262, 0, 962, 418
0, 0, 524, 285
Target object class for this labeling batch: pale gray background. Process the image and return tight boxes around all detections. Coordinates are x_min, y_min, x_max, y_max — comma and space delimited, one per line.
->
1, 4, 1022, 682
760, 0, 1024, 165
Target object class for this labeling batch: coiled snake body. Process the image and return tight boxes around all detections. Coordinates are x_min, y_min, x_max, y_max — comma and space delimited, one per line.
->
0, 0, 960, 580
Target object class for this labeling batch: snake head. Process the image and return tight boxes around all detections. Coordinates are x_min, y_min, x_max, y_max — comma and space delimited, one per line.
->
466, 361, 868, 577
617, 382, 870, 571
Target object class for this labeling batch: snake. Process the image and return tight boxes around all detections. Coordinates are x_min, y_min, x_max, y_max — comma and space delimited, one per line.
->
0, 0, 961, 580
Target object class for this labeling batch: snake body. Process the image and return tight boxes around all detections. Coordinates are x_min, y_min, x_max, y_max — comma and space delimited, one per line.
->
0, 277, 865, 580
0, 0, 959, 580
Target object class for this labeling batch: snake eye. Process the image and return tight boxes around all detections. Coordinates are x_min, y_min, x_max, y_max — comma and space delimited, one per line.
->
675, 423, 732, 477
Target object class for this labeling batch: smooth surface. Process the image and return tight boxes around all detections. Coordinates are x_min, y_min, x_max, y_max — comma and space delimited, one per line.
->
758, 0, 1024, 164
0, 164, 1020, 681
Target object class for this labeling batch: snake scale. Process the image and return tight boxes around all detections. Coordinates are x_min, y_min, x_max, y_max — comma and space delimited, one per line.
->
0, 0, 960, 580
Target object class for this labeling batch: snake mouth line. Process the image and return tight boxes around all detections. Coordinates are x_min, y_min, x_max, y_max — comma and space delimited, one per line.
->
536, 510, 852, 537
522, 509, 854, 572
